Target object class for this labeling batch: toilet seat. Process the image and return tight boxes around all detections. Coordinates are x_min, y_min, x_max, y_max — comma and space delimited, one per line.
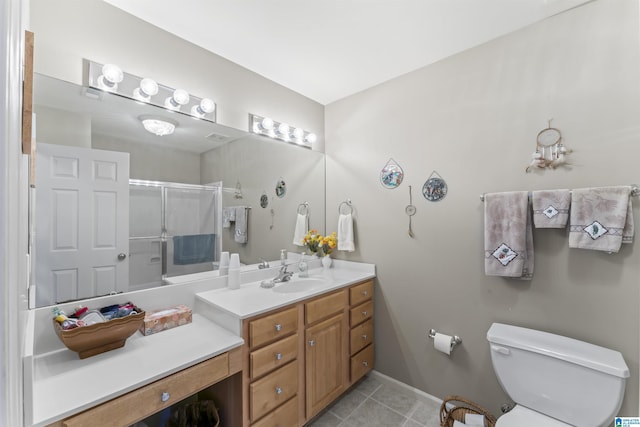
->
496, 405, 571, 427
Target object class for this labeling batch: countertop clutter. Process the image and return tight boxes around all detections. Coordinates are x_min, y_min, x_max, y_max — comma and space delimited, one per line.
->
23, 259, 375, 427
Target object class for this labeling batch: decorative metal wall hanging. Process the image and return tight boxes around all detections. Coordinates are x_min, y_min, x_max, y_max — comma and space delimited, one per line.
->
380, 158, 404, 189
406, 185, 416, 237
259, 191, 269, 208
234, 180, 243, 199
275, 178, 287, 198
422, 171, 447, 202
526, 119, 571, 172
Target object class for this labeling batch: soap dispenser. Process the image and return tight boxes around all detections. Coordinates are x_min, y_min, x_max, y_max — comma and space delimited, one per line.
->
298, 253, 308, 277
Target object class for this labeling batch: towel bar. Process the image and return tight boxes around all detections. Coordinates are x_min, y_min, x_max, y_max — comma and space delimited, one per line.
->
480, 185, 640, 202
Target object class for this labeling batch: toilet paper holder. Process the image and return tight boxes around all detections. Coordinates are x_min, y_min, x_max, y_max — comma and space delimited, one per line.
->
428, 328, 462, 351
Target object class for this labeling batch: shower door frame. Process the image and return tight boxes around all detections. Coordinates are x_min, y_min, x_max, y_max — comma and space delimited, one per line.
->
129, 179, 222, 285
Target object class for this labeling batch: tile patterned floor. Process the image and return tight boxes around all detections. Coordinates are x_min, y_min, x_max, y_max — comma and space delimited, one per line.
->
305, 375, 442, 427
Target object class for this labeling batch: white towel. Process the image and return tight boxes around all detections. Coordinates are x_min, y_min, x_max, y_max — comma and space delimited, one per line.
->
292, 213, 308, 246
484, 192, 534, 279
569, 186, 633, 253
234, 206, 248, 244
338, 213, 355, 252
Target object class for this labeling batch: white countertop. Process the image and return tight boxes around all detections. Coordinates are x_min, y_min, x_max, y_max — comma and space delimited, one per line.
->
24, 259, 375, 427
196, 262, 376, 319
28, 314, 243, 427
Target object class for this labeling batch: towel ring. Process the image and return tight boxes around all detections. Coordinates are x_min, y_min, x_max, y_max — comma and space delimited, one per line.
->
297, 202, 309, 215
339, 199, 353, 215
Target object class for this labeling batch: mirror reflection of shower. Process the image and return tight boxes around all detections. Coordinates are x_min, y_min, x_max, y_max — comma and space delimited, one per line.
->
128, 180, 222, 291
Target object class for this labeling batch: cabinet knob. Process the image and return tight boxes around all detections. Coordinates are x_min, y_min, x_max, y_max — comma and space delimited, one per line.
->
362, 311, 368, 317
275, 352, 283, 360
275, 386, 283, 395
308, 339, 315, 347
362, 334, 368, 340
275, 323, 282, 332
362, 361, 369, 367
161, 391, 170, 402
362, 290, 368, 296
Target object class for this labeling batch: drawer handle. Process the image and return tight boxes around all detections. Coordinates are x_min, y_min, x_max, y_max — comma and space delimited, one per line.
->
362, 334, 368, 340
275, 386, 283, 395
161, 391, 171, 402
275, 323, 282, 332
308, 339, 315, 347
362, 290, 368, 296
362, 311, 368, 317
362, 361, 369, 367
275, 352, 283, 360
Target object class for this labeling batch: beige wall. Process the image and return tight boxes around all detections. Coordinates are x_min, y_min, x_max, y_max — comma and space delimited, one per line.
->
326, 0, 640, 416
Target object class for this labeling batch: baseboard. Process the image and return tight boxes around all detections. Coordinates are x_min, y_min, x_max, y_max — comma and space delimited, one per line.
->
369, 370, 443, 406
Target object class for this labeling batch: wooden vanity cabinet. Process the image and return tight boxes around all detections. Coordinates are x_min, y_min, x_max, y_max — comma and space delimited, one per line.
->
241, 279, 374, 427
46, 347, 243, 427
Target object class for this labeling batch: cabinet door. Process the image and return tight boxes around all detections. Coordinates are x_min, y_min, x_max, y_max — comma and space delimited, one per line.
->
305, 313, 346, 419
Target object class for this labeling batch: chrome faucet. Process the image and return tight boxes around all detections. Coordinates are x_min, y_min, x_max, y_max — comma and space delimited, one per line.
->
273, 264, 294, 283
258, 258, 270, 269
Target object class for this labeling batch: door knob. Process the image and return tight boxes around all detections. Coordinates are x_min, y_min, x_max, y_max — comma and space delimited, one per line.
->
117, 253, 127, 261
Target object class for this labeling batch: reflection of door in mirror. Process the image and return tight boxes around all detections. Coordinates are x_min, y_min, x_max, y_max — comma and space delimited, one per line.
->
35, 143, 130, 307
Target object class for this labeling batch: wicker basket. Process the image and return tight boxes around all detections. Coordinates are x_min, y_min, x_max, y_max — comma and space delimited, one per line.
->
439, 395, 497, 427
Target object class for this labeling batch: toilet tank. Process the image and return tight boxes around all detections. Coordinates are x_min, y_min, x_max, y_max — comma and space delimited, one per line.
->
487, 323, 629, 427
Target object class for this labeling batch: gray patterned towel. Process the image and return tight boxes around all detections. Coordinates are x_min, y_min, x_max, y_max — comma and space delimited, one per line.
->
532, 189, 570, 228
569, 186, 633, 253
484, 191, 534, 279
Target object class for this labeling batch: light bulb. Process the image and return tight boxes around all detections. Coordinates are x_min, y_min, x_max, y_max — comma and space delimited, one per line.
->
133, 78, 158, 102
97, 63, 123, 91
164, 89, 190, 110
277, 123, 290, 136
261, 117, 274, 131
292, 128, 304, 140
305, 133, 317, 144
191, 98, 215, 117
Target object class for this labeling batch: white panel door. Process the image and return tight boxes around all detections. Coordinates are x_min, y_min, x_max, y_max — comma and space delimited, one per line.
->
35, 143, 130, 307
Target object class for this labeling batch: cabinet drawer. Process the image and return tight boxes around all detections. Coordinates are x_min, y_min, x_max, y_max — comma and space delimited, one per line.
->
350, 318, 373, 355
250, 360, 298, 422
350, 300, 373, 327
62, 352, 229, 427
250, 333, 298, 379
250, 307, 298, 348
305, 289, 346, 325
350, 344, 374, 383
251, 395, 298, 427
350, 280, 373, 306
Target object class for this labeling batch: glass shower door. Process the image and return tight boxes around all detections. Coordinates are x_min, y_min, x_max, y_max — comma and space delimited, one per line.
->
129, 183, 163, 291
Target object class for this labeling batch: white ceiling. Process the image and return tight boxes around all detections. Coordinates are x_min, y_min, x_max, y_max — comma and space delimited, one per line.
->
103, 0, 591, 105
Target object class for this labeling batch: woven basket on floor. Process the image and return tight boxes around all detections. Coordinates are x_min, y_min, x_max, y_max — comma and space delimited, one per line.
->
439, 395, 497, 427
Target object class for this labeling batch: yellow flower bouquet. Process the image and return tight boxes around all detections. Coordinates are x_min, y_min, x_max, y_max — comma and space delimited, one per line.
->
302, 230, 337, 256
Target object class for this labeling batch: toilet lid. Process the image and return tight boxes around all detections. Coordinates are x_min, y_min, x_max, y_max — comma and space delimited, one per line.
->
496, 406, 571, 427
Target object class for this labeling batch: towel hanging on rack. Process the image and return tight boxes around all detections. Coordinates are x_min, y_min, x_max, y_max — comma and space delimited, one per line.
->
293, 202, 309, 246
484, 192, 533, 279
569, 186, 634, 253
338, 200, 355, 252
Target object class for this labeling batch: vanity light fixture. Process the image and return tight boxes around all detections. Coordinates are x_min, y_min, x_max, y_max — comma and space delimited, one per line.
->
97, 63, 124, 92
250, 114, 316, 149
139, 115, 178, 136
133, 78, 159, 102
86, 59, 217, 122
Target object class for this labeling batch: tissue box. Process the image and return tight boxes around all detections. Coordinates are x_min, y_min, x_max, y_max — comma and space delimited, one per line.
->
140, 304, 192, 336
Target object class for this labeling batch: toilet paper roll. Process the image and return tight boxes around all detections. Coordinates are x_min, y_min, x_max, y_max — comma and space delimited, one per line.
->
434, 332, 453, 355
465, 413, 485, 426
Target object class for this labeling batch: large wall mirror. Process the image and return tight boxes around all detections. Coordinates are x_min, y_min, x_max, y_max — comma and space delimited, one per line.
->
31, 73, 325, 308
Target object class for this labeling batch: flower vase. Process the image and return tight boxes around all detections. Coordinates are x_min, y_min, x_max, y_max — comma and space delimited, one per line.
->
321, 255, 332, 269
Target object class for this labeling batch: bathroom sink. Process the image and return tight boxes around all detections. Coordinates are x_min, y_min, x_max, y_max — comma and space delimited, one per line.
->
272, 278, 326, 294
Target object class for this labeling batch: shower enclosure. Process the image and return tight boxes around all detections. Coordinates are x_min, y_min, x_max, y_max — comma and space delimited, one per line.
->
128, 179, 222, 291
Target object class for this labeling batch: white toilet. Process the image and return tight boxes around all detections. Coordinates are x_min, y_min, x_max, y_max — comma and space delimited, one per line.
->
487, 323, 629, 427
